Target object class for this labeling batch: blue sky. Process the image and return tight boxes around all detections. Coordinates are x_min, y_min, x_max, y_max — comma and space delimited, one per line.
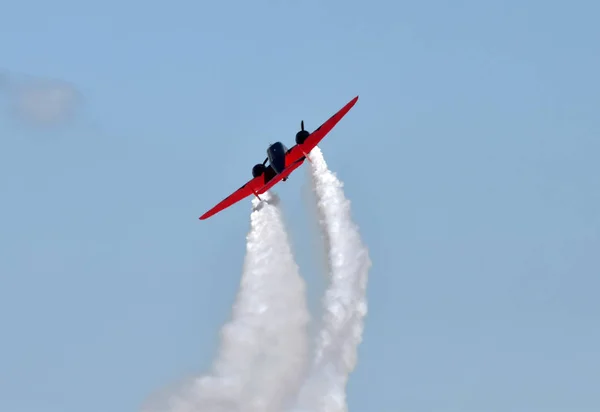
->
1, 0, 599, 411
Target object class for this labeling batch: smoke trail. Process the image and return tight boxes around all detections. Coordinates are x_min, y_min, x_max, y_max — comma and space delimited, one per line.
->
143, 191, 310, 412
292, 146, 371, 412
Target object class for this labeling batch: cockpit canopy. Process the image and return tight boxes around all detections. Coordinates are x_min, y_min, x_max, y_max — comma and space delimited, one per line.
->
266, 141, 288, 174
267, 141, 288, 163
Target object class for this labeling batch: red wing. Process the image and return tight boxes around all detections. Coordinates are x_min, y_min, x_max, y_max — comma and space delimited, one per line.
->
199, 160, 301, 220
199, 176, 263, 220
286, 95, 359, 165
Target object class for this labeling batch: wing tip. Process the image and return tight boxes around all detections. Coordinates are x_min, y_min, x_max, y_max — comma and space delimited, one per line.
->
347, 95, 359, 108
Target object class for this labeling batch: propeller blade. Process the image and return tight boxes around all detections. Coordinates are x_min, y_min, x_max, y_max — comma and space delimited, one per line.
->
301, 120, 304, 131
262, 157, 268, 165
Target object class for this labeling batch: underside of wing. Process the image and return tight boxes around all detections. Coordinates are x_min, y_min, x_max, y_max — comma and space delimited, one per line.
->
199, 177, 261, 220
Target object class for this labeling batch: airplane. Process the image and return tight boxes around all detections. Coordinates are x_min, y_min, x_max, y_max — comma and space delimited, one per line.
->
199, 95, 359, 220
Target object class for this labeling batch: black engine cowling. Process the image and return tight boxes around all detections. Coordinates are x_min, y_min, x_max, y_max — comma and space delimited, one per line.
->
252, 163, 266, 177
295, 130, 309, 145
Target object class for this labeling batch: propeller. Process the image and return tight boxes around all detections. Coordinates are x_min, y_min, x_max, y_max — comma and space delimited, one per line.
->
262, 157, 268, 165
297, 120, 312, 163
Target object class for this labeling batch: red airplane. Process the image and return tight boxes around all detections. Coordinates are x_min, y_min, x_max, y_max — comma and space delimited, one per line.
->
199, 95, 359, 220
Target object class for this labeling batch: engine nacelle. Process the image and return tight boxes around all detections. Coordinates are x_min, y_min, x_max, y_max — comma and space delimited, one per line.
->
295, 130, 309, 145
252, 163, 266, 177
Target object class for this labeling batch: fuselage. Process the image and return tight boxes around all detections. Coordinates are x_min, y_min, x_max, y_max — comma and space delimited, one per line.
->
267, 141, 288, 174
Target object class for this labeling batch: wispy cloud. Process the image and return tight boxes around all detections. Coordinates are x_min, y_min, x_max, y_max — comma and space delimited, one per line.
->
0, 71, 82, 127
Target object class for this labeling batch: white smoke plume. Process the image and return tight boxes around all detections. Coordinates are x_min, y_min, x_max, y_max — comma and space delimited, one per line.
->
143, 191, 310, 412
291, 146, 371, 412
0, 70, 81, 126
142, 147, 370, 412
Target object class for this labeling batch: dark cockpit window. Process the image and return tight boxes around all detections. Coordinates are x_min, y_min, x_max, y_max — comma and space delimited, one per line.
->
268, 142, 286, 158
